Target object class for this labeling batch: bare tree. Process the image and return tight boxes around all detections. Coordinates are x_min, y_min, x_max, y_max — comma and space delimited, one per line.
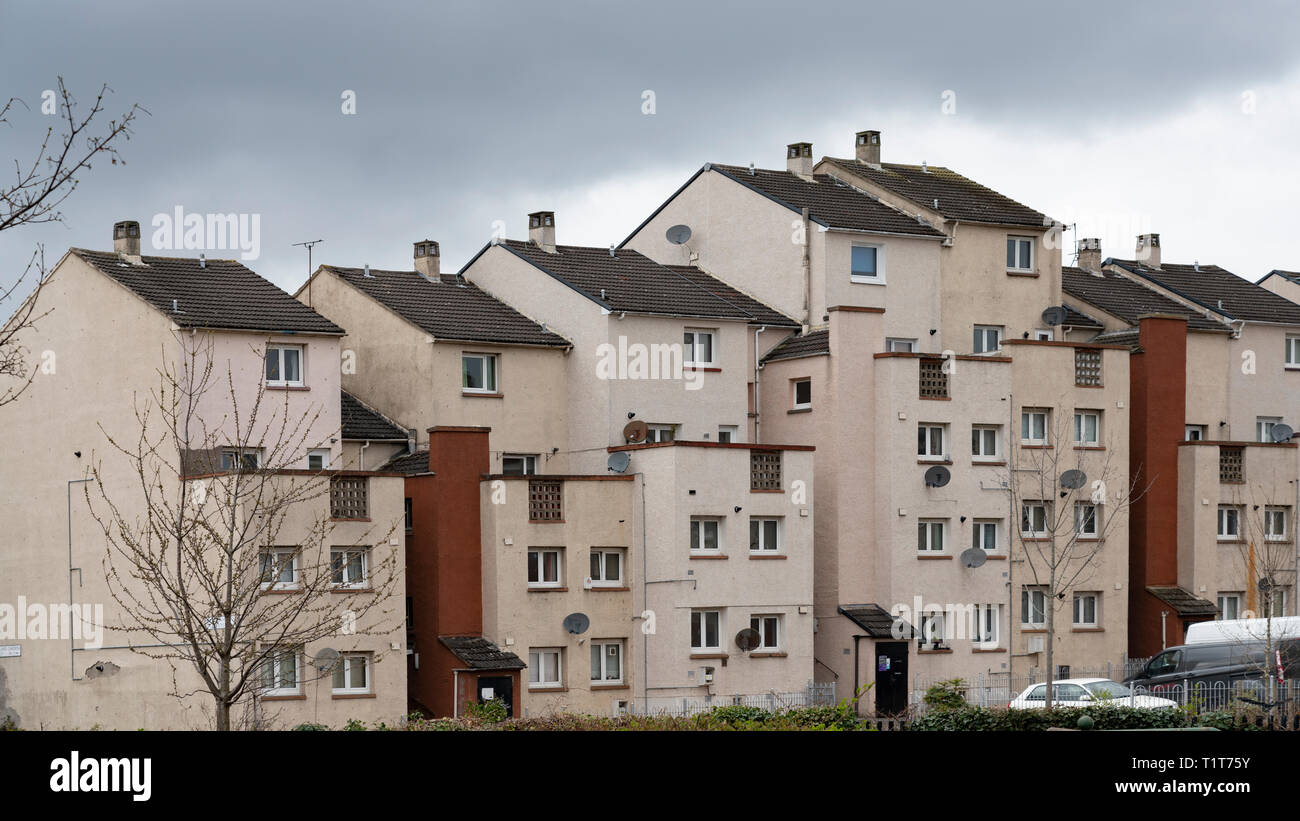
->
0, 78, 142, 406
1007, 402, 1145, 709
86, 332, 401, 730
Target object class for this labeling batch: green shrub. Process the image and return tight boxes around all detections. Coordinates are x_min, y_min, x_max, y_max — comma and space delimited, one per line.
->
291, 722, 329, 731
909, 705, 1262, 731
922, 679, 969, 712
465, 698, 508, 725
342, 718, 367, 732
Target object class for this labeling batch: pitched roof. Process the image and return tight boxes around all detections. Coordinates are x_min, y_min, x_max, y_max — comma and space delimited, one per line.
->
837, 604, 916, 639
1146, 586, 1219, 618
761, 329, 829, 363
72, 248, 343, 334
1112, 259, 1300, 325
1258, 269, 1300, 287
708, 164, 947, 238
341, 390, 407, 441
381, 449, 431, 476
1090, 327, 1140, 347
821, 158, 1049, 227
1062, 304, 1104, 329
438, 636, 526, 671
321, 265, 570, 347
1061, 266, 1228, 332
495, 240, 794, 322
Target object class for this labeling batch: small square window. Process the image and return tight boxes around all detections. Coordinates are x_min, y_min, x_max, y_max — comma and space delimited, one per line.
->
462, 353, 499, 393
1217, 506, 1242, 540
750, 615, 781, 650
1286, 336, 1300, 368
1074, 503, 1099, 538
690, 518, 722, 552
1217, 593, 1242, 620
972, 520, 1001, 554
717, 426, 738, 444
590, 641, 623, 683
646, 424, 676, 443
330, 548, 369, 588
260, 648, 301, 695
972, 426, 1000, 461
259, 548, 299, 590
683, 330, 717, 367
691, 610, 722, 651
1021, 502, 1050, 538
917, 519, 946, 552
1074, 411, 1100, 446
528, 548, 564, 587
792, 379, 811, 410
529, 648, 563, 688
850, 244, 882, 281
265, 345, 304, 387
886, 338, 916, 353
1265, 507, 1288, 541
1021, 409, 1048, 445
502, 454, 537, 475
974, 325, 1003, 354
1006, 236, 1034, 272
1021, 588, 1047, 627
307, 448, 331, 470
917, 424, 946, 460
1072, 593, 1099, 628
748, 518, 781, 553
332, 653, 371, 694
589, 548, 625, 586
1185, 425, 1206, 441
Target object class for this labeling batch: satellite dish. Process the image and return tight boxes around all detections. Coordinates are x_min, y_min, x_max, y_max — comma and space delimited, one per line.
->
562, 612, 590, 635
1060, 469, 1088, 490
924, 465, 951, 488
1041, 306, 1068, 327
1259, 577, 1274, 592
734, 628, 761, 652
607, 451, 631, 474
623, 420, 649, 443
666, 224, 693, 245
959, 548, 988, 569
313, 648, 340, 673
1271, 424, 1294, 443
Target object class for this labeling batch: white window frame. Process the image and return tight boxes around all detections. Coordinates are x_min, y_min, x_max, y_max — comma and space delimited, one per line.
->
1217, 593, 1242, 621
1287, 335, 1300, 369
973, 325, 1003, 354
1217, 506, 1242, 541
502, 453, 538, 475
972, 425, 1000, 461
590, 640, 624, 684
919, 612, 948, 649
1257, 416, 1283, 443
1007, 236, 1034, 272
690, 518, 722, 553
307, 448, 331, 470
1074, 503, 1099, 538
886, 338, 917, 353
850, 242, 885, 283
221, 448, 262, 471
972, 519, 1002, 555
1074, 410, 1100, 446
646, 424, 676, 443
683, 329, 717, 367
1021, 502, 1050, 538
1033, 329, 1054, 341
1185, 425, 1206, 441
528, 647, 563, 688
1021, 588, 1047, 627
1265, 507, 1288, 541
750, 615, 781, 651
749, 517, 782, 553
717, 425, 739, 444
691, 610, 722, 652
792, 379, 811, 410
527, 548, 564, 588
259, 548, 299, 591
461, 352, 499, 394
918, 423, 947, 461
974, 604, 1000, 648
917, 519, 947, 553
1073, 593, 1099, 627
265, 344, 305, 388
1270, 589, 1289, 619
589, 548, 624, 587
331, 653, 371, 695
1020, 409, 1048, 445
330, 548, 369, 589
261, 648, 301, 696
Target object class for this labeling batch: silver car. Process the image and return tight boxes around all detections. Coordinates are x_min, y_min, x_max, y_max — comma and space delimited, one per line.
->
1009, 678, 1179, 709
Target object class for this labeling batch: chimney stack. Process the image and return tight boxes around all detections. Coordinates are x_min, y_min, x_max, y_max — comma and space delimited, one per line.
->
113, 220, 141, 256
529, 211, 556, 254
855, 130, 881, 165
414, 240, 440, 280
1136, 233, 1161, 268
786, 142, 814, 178
1076, 237, 1102, 272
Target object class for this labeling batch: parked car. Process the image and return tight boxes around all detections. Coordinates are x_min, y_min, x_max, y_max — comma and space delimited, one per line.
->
1008, 678, 1179, 709
1124, 637, 1300, 700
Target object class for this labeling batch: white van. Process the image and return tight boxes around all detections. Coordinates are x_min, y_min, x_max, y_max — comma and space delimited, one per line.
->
1185, 616, 1300, 645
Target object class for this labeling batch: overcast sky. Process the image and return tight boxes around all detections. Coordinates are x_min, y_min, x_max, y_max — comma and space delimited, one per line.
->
2, 0, 1298, 300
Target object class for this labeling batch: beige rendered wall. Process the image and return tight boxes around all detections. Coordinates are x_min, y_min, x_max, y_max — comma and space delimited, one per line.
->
1260, 275, 1300, 306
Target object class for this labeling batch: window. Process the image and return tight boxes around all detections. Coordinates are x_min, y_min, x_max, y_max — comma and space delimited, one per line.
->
919, 612, 947, 649
972, 520, 1000, 554
528, 648, 563, 688
221, 448, 261, 471
917, 423, 946, 460
1257, 416, 1283, 443
404, 498, 413, 532
1269, 589, 1289, 618
919, 358, 949, 398
265, 345, 304, 387
1021, 588, 1047, 627
691, 610, 721, 651
590, 641, 623, 683
462, 353, 498, 393
1021, 502, 1050, 538
1266, 507, 1288, 541
749, 518, 781, 553
717, 425, 738, 444
1021, 409, 1048, 445
330, 548, 369, 588
1075, 503, 1099, 538
307, 448, 331, 470
1073, 410, 1100, 446
690, 518, 722, 552
972, 426, 1000, 461
1185, 425, 1206, 441
1033, 329, 1054, 341
502, 454, 538, 475
332, 653, 371, 694
683, 330, 717, 367
1006, 236, 1033, 272
1073, 593, 1099, 627
330, 476, 369, 520
973, 325, 1003, 354
792, 379, 811, 410
750, 615, 780, 650
1217, 593, 1242, 621
917, 519, 946, 553
527, 548, 563, 588
1074, 348, 1103, 387
886, 338, 916, 353
850, 244, 883, 281
750, 451, 782, 490
1287, 335, 1300, 368
645, 424, 676, 443
259, 548, 299, 590
973, 605, 999, 648
528, 479, 563, 521
260, 648, 300, 695
589, 548, 624, 586
1217, 506, 1242, 540
1219, 446, 1244, 483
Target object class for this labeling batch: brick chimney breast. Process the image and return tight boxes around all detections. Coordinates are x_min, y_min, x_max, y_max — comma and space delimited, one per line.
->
529, 211, 556, 254
113, 220, 141, 256
1136, 233, 1161, 269
855, 130, 881, 166
414, 239, 440, 281
786, 142, 814, 178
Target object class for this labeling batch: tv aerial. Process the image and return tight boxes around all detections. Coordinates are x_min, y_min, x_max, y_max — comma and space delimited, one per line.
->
562, 613, 590, 635
924, 465, 951, 488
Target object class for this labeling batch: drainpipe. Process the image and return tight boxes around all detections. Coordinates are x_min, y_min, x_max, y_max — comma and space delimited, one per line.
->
452, 670, 459, 718
359, 440, 370, 471
68, 477, 92, 681
753, 326, 767, 443
1160, 610, 1168, 650
639, 473, 649, 707
1006, 393, 1014, 688
800, 208, 811, 331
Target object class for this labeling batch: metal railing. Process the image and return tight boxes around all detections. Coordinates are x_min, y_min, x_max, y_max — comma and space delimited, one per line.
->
621, 681, 836, 717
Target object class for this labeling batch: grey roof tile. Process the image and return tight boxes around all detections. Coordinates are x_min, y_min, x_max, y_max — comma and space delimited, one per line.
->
1062, 266, 1228, 332
1112, 259, 1300, 325
439, 636, 526, 670
761, 329, 829, 363
381, 449, 431, 475
341, 390, 408, 441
